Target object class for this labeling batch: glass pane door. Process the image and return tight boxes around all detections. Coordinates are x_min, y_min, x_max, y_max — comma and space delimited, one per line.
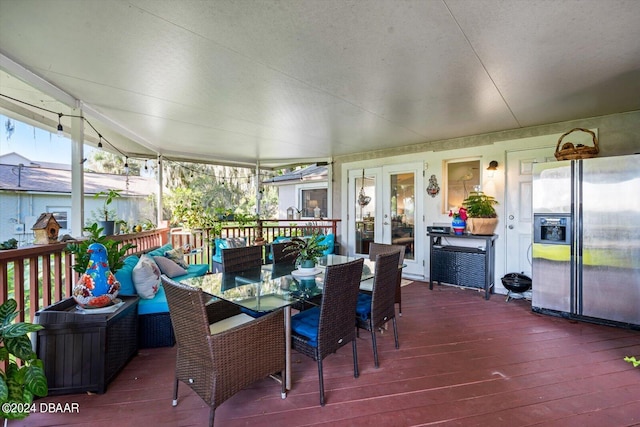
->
389, 172, 415, 261
354, 171, 376, 256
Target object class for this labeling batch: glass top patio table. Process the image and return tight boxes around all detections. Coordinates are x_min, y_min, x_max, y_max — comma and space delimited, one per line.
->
180, 254, 376, 313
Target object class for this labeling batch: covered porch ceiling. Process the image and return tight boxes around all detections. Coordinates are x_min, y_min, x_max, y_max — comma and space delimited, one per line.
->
0, 0, 639, 169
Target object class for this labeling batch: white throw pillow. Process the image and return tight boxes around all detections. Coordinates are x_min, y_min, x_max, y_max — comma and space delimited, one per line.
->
132, 254, 161, 299
153, 256, 188, 278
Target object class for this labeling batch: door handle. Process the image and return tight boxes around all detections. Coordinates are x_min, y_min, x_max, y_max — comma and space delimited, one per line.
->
508, 225, 514, 229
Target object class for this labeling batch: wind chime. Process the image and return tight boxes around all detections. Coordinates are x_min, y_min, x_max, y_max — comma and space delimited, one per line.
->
357, 169, 371, 207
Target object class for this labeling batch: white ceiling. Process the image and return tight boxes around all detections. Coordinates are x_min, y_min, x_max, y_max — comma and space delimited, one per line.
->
1, 0, 639, 169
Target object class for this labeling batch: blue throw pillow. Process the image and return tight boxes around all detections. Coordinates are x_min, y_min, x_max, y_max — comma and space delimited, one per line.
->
319, 234, 335, 255
115, 256, 139, 295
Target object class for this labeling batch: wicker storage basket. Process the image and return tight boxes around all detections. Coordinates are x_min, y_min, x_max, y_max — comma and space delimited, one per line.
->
555, 128, 599, 160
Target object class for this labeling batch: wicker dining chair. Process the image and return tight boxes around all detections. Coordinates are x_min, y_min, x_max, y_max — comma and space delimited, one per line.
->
220, 245, 263, 273
368, 242, 405, 315
272, 241, 298, 265
162, 275, 286, 427
357, 250, 401, 368
290, 258, 364, 406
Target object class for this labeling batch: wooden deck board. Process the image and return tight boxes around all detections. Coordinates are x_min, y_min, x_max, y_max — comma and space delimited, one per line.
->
15, 282, 640, 427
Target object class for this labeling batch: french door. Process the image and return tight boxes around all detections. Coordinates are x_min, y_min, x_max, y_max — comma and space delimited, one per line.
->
347, 162, 424, 278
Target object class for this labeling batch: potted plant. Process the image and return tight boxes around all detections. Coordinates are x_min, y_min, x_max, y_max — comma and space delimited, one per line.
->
66, 223, 136, 274
0, 299, 48, 422
94, 189, 121, 236
462, 191, 499, 235
285, 230, 329, 270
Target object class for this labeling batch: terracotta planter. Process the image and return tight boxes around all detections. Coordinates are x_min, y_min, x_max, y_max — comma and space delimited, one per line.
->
466, 218, 498, 235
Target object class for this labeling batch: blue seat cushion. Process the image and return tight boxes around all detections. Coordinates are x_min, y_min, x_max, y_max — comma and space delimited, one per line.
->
115, 255, 140, 295
291, 306, 320, 347
185, 263, 210, 277
240, 307, 269, 318
138, 284, 169, 315
355, 292, 372, 321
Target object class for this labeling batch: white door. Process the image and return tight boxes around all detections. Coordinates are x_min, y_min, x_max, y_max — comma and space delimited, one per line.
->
504, 148, 556, 279
382, 163, 424, 277
347, 163, 424, 278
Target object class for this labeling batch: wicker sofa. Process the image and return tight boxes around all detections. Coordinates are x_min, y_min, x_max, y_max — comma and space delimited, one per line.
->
115, 243, 210, 348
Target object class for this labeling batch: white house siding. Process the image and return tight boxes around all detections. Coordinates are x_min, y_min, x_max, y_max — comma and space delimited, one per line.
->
0, 192, 155, 246
336, 110, 640, 289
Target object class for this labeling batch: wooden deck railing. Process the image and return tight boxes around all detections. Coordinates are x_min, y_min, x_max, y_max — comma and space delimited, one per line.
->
0, 228, 169, 324
170, 219, 341, 265
0, 220, 339, 324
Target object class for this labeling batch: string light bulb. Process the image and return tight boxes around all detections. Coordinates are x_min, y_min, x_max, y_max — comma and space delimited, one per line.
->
124, 157, 129, 175
98, 134, 103, 148
57, 113, 63, 136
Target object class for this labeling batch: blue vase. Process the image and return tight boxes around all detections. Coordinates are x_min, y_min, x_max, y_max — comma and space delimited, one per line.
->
452, 218, 466, 235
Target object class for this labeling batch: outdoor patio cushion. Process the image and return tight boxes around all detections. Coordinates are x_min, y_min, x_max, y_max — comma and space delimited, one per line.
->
355, 293, 372, 321
291, 306, 320, 347
212, 237, 247, 264
132, 254, 161, 299
115, 255, 139, 295
147, 243, 174, 258
319, 234, 334, 255
137, 285, 169, 315
153, 255, 187, 278
164, 247, 188, 268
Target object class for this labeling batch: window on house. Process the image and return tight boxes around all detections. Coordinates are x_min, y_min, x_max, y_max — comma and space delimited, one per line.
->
301, 189, 327, 218
47, 207, 71, 233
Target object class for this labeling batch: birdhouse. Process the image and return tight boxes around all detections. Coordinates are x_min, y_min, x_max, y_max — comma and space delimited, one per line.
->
31, 213, 61, 244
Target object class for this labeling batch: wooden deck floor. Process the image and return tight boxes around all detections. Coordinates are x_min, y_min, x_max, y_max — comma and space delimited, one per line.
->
16, 281, 640, 427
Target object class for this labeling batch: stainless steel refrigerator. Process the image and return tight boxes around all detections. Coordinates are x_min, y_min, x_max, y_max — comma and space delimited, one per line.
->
531, 154, 640, 327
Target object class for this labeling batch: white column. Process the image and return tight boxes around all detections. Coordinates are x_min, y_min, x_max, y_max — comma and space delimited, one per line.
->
156, 154, 164, 227
70, 111, 84, 237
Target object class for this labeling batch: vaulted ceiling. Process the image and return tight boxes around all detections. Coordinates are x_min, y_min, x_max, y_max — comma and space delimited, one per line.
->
1, 0, 639, 169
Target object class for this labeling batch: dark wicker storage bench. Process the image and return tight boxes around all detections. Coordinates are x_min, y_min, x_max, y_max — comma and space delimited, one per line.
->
35, 295, 139, 395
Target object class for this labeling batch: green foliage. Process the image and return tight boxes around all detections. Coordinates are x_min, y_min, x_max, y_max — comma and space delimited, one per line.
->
0, 238, 18, 250
624, 356, 640, 367
285, 230, 328, 266
94, 189, 122, 221
66, 223, 136, 274
0, 299, 48, 420
462, 191, 498, 218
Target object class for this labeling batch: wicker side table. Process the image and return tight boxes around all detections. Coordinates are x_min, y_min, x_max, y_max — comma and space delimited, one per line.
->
35, 295, 139, 395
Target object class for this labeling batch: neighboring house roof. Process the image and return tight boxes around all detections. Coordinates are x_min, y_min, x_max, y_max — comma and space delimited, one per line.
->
0, 152, 70, 171
263, 165, 327, 184
0, 163, 155, 197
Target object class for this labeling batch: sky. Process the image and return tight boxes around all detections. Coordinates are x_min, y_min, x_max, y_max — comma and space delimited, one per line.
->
1, 114, 94, 165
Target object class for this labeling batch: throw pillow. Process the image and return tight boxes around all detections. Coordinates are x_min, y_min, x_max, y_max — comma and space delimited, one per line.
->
132, 254, 161, 299
153, 256, 188, 278
164, 247, 189, 269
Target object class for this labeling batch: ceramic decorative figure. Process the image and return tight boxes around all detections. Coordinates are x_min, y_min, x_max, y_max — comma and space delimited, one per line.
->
72, 242, 121, 308
426, 174, 440, 197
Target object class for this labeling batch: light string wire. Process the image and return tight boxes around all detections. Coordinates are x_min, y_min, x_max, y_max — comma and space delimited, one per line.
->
1, 92, 275, 183
1, 92, 127, 158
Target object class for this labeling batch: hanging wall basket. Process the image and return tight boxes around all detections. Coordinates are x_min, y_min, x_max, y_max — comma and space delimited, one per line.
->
554, 128, 599, 161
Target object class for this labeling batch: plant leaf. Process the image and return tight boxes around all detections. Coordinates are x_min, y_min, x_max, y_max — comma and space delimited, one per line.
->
0, 376, 8, 402
0, 299, 17, 323
5, 335, 37, 361
25, 365, 48, 397
2, 322, 43, 338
